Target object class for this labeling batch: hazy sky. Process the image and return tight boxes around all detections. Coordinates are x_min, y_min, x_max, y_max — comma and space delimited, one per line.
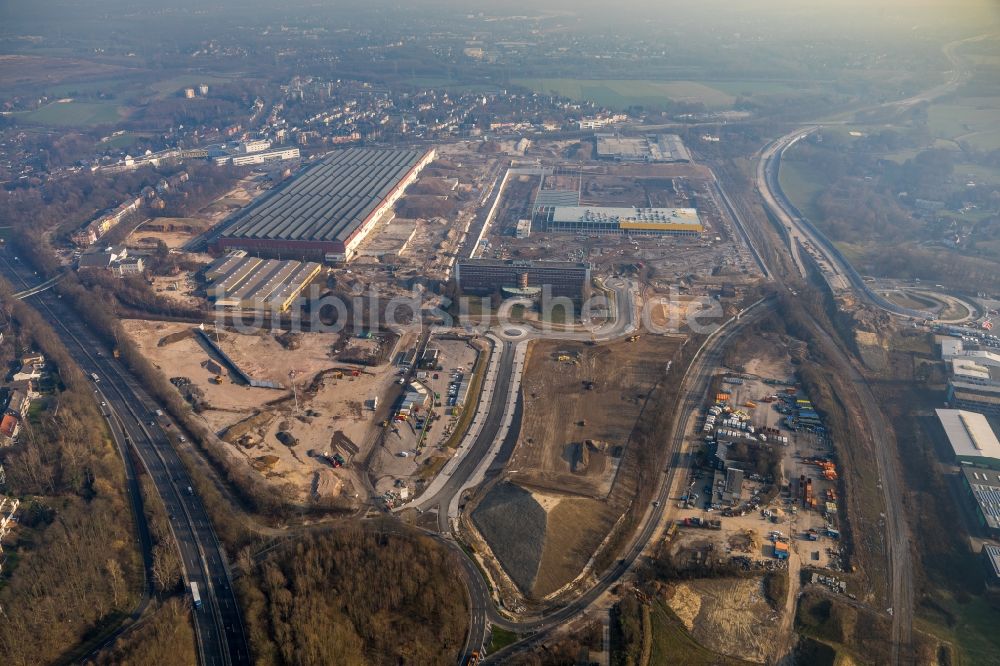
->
1, 0, 997, 43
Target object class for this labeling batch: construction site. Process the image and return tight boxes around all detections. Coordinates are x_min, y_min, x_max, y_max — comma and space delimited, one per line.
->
476, 157, 765, 302
470, 333, 685, 601
120, 319, 409, 501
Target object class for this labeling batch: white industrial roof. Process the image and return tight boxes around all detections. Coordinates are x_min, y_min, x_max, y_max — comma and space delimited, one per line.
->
951, 352, 1000, 382
550, 206, 700, 225
939, 337, 963, 359
937, 408, 1000, 460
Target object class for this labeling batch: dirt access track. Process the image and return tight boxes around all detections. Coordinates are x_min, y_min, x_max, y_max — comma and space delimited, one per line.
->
511, 334, 683, 498
471, 332, 685, 600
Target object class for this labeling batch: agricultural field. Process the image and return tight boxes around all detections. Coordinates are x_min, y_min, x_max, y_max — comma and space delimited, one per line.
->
513, 78, 737, 109
927, 97, 1000, 148
0, 55, 132, 89
13, 100, 125, 126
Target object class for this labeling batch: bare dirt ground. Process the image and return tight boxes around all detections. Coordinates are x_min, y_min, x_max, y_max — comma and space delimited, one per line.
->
512, 335, 681, 498
665, 578, 780, 664
128, 217, 215, 249
122, 319, 400, 499
474, 333, 684, 600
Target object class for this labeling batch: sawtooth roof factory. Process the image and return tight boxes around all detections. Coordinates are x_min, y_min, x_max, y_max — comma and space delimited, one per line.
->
214, 147, 434, 262
205, 250, 322, 312
537, 206, 703, 236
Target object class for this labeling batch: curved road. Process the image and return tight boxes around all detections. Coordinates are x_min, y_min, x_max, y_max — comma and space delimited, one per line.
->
743, 35, 998, 664
479, 300, 773, 662
0, 252, 250, 666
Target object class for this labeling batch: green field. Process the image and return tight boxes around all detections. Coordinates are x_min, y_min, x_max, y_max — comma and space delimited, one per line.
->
147, 73, 234, 99
486, 627, 518, 654
513, 78, 736, 109
927, 97, 1000, 140
777, 153, 828, 223
919, 594, 1000, 666
14, 100, 124, 126
706, 79, 807, 96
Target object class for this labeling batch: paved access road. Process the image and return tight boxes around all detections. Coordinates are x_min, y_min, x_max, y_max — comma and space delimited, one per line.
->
0, 251, 250, 666
412, 340, 516, 532
479, 301, 772, 663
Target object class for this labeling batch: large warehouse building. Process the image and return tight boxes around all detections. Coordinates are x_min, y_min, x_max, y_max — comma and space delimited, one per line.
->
454, 259, 592, 301
538, 206, 703, 236
937, 408, 1000, 469
595, 133, 691, 162
946, 350, 1000, 416
961, 467, 1000, 538
215, 147, 435, 262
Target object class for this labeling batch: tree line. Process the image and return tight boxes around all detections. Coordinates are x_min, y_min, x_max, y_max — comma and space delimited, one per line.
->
0, 279, 142, 666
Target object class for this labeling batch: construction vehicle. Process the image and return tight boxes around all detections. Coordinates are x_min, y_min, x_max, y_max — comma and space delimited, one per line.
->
112, 347, 121, 359
465, 652, 481, 665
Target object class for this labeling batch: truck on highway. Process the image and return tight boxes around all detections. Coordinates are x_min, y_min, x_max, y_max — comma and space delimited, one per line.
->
190, 582, 202, 610
91, 373, 100, 382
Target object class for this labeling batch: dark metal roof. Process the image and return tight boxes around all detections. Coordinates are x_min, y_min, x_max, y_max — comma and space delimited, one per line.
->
220, 148, 426, 243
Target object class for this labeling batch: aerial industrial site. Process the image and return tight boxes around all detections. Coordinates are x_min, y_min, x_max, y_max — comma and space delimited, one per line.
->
1, 3, 999, 666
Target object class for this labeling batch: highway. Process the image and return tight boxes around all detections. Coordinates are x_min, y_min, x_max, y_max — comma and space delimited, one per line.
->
0, 251, 250, 666
747, 37, 999, 665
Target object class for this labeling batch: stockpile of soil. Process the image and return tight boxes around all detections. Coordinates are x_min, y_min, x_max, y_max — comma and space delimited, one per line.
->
472, 482, 546, 593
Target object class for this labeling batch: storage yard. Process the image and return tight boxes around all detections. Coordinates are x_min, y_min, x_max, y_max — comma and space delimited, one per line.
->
666, 345, 846, 589
365, 337, 483, 502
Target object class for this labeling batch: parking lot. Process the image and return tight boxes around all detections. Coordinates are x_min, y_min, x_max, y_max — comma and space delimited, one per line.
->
369, 336, 482, 501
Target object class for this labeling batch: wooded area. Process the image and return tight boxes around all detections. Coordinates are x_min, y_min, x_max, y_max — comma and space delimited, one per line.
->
0, 280, 141, 666
238, 527, 469, 666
